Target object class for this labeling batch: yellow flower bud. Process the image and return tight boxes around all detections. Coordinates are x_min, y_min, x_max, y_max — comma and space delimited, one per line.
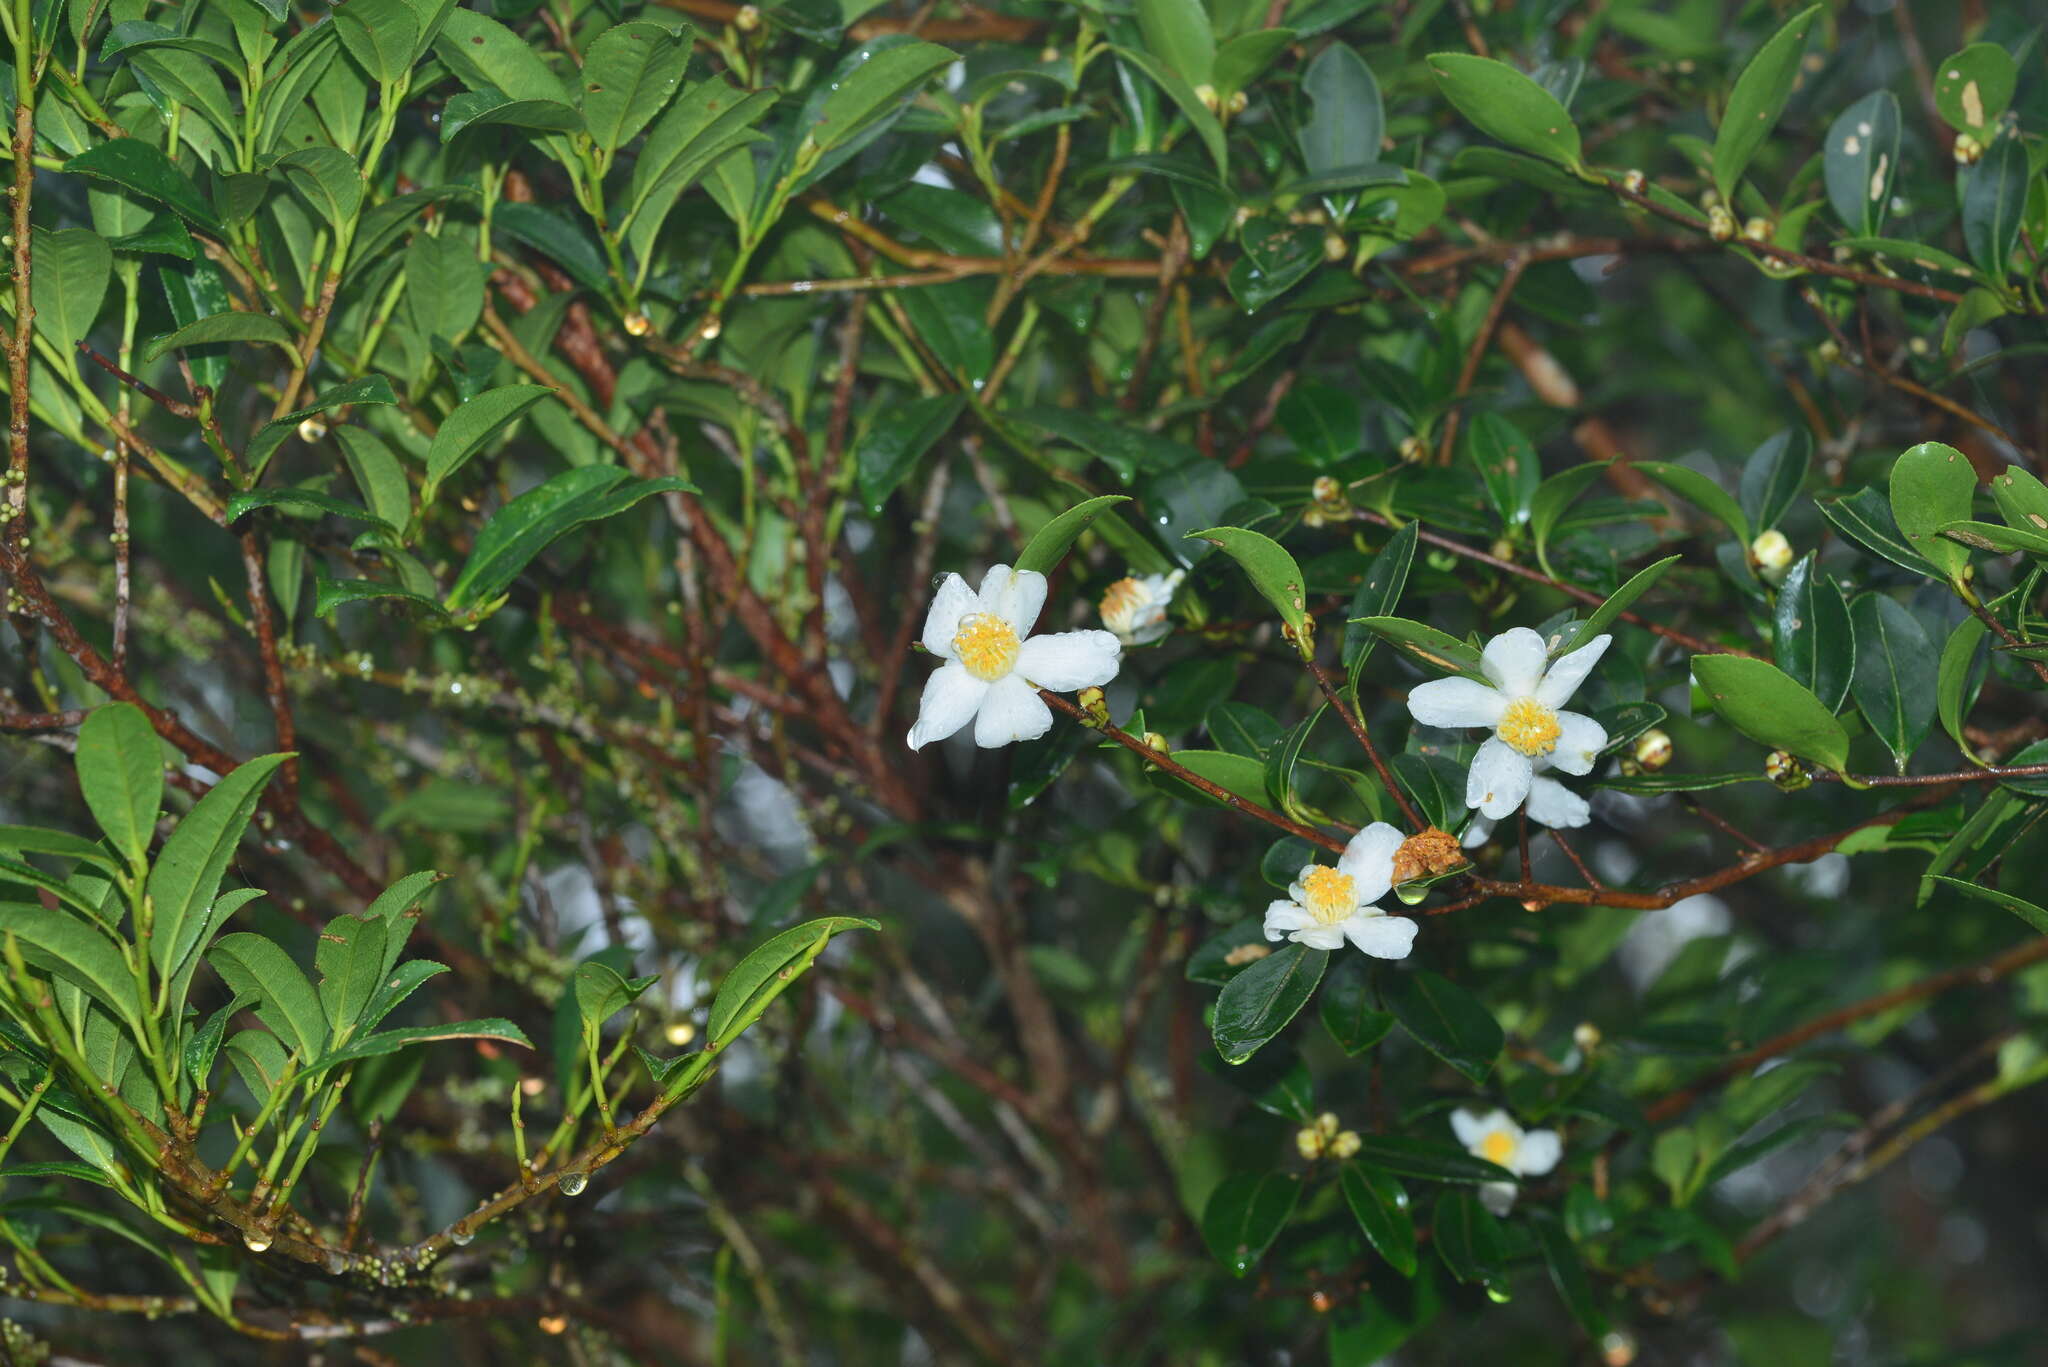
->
1143, 731, 1170, 754
1622, 169, 1646, 195
296, 417, 329, 443
1632, 729, 1673, 772
623, 311, 652, 337
1296, 1126, 1326, 1160
1707, 205, 1736, 242
1953, 132, 1983, 166
1328, 1129, 1361, 1159
1750, 528, 1794, 582
1398, 435, 1427, 464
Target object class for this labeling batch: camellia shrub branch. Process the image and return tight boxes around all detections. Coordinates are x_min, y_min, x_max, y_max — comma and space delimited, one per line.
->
1, 0, 2046, 1358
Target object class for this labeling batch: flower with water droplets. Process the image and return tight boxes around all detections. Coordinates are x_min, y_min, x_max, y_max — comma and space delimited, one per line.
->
1262, 822, 1418, 959
1451, 1107, 1561, 1216
1405, 627, 1611, 829
908, 565, 1121, 750
1098, 568, 1185, 646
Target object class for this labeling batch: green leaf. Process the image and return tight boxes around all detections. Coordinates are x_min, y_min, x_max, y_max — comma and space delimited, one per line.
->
1433, 1189, 1507, 1284
620, 80, 776, 263
1318, 958, 1394, 1055
0, 827, 122, 876
1925, 875, 2048, 935
1634, 461, 1750, 544
572, 961, 658, 1033
335, 426, 413, 531
1773, 554, 1855, 712
332, 0, 418, 84
1711, 5, 1821, 203
440, 91, 582, 142
1465, 412, 1540, 528
314, 577, 449, 621
404, 231, 486, 347
1347, 1134, 1517, 1185
1530, 463, 1608, 576
1532, 1212, 1609, 1335
1558, 554, 1681, 655
1962, 134, 2028, 279
1114, 46, 1228, 179
1135, 0, 1213, 86
1341, 1163, 1418, 1276
1342, 522, 1417, 678
804, 38, 956, 159
276, 146, 364, 231
705, 916, 878, 1046
1934, 42, 2017, 137
1738, 429, 1811, 533
445, 466, 693, 612
208, 933, 327, 1061
1381, 968, 1502, 1084
1848, 594, 1936, 774
421, 384, 557, 504
856, 394, 964, 514
1427, 53, 1582, 172
1226, 218, 1321, 312
224, 488, 394, 532
1940, 519, 2048, 557
1822, 91, 1899, 238
579, 21, 692, 159
1200, 1170, 1300, 1277
1889, 440, 1978, 584
186, 993, 249, 1089
75, 703, 161, 869
244, 377, 400, 479
315, 913, 389, 1037
1187, 526, 1308, 639
147, 755, 289, 984
142, 311, 293, 362
1154, 749, 1272, 808
313, 1019, 531, 1072
0, 907, 141, 1032
435, 9, 571, 105
360, 959, 450, 1033
1936, 616, 1989, 754
1298, 42, 1383, 184
1014, 494, 1132, 577
64, 139, 222, 233
1991, 466, 2048, 540
1816, 486, 1937, 576
1692, 654, 1850, 773
1351, 616, 1486, 681
29, 228, 112, 352
1212, 942, 1326, 1064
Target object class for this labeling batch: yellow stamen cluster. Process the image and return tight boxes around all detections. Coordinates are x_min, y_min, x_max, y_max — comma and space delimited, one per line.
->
1498, 697, 1561, 757
1299, 865, 1356, 925
1480, 1130, 1518, 1166
951, 612, 1020, 682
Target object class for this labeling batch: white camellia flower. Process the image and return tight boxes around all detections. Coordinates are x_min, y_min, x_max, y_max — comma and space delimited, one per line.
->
907, 565, 1121, 751
1261, 821, 1419, 959
1451, 1107, 1562, 1216
1406, 627, 1611, 827
1098, 568, 1185, 645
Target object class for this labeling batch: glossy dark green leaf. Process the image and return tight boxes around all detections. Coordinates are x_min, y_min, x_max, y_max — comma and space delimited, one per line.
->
1135, 0, 1213, 85
1391, 752, 1465, 830
314, 577, 449, 621
1318, 957, 1393, 1055
1432, 1189, 1507, 1284
1381, 968, 1502, 1084
1634, 461, 1749, 544
1531, 1212, 1609, 1335
1227, 218, 1320, 312
1925, 874, 2048, 934
1353, 616, 1486, 682
1773, 553, 1855, 713
1711, 5, 1821, 202
224, 488, 394, 532
420, 384, 557, 504
75, 703, 160, 869
1738, 429, 1810, 533
857, 394, 965, 514
1693, 654, 1851, 773
142, 311, 294, 362
313, 1018, 532, 1072
1557, 554, 1680, 655
804, 38, 957, 158
64, 139, 221, 233
1341, 1163, 1417, 1276
620, 80, 777, 263
1342, 521, 1417, 677
1848, 594, 1936, 774
1464, 412, 1539, 528
1817, 486, 1938, 577
1936, 616, 1989, 753
1188, 526, 1308, 638
1114, 46, 1227, 178
1962, 134, 2029, 278
445, 466, 695, 612
1015, 494, 1132, 576
1200, 1170, 1301, 1276
1212, 942, 1327, 1064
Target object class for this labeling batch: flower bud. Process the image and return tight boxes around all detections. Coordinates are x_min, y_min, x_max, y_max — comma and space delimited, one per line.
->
1143, 731, 1170, 754
1765, 749, 1810, 790
1078, 685, 1110, 727
1296, 1126, 1326, 1160
1573, 1021, 1603, 1054
1328, 1129, 1361, 1159
1707, 205, 1736, 242
1226, 90, 1248, 115
1601, 1330, 1639, 1367
733, 3, 761, 30
296, 417, 329, 443
1953, 132, 1982, 166
1322, 231, 1347, 262
1311, 474, 1346, 512
622, 311, 652, 337
1750, 528, 1794, 583
1315, 1112, 1340, 1139
664, 1020, 695, 1047
1816, 338, 1841, 365
1632, 729, 1672, 772
1194, 84, 1220, 112
1741, 216, 1772, 243
1622, 169, 1645, 195
1398, 435, 1427, 464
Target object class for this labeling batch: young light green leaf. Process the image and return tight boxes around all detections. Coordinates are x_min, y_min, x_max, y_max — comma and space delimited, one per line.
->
1692, 654, 1851, 773
1200, 1170, 1301, 1277
619, 81, 776, 263
332, 0, 418, 84
1187, 526, 1308, 641
209, 933, 328, 1061
444, 466, 695, 612
579, 21, 692, 158
706, 916, 879, 1046
0, 907, 142, 1031
434, 9, 571, 104
1014, 494, 1132, 577
1889, 440, 1978, 584
1711, 5, 1822, 203
1381, 968, 1502, 1084
315, 913, 390, 1036
1427, 53, 1582, 172
75, 702, 161, 869
572, 961, 659, 1034
276, 146, 365, 232
420, 384, 557, 504
313, 1019, 531, 1073
335, 426, 412, 531
147, 754, 290, 980
1848, 594, 1936, 774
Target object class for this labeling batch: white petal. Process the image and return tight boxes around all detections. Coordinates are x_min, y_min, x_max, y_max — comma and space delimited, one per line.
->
971, 673, 1052, 747
905, 664, 988, 750
1514, 1129, 1562, 1177
1535, 632, 1612, 708
920, 573, 978, 659
1342, 913, 1417, 960
1525, 775, 1591, 829
1287, 923, 1348, 951
977, 564, 1046, 634
1263, 900, 1314, 941
1126, 618, 1172, 646
1466, 738, 1533, 819
1547, 711, 1607, 776
1338, 821, 1406, 906
1406, 677, 1506, 730
1481, 627, 1548, 696
1479, 1180, 1518, 1217
1460, 814, 1496, 849
1015, 630, 1121, 691
1451, 1107, 1509, 1149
